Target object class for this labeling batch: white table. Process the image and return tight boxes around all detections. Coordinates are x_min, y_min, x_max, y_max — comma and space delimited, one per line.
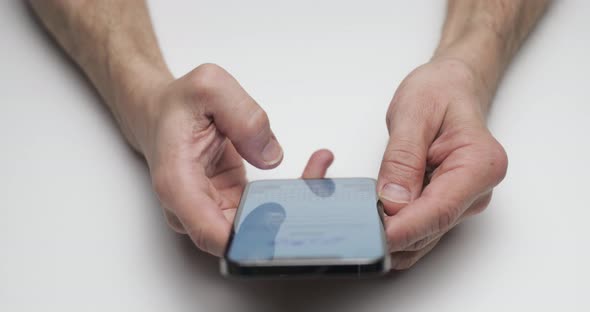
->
1, 1, 588, 311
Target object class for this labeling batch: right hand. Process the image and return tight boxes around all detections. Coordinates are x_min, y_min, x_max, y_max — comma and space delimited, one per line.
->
376, 59, 508, 269
133, 64, 333, 256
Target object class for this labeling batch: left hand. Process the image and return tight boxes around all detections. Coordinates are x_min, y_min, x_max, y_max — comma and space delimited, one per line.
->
377, 58, 508, 270
134, 64, 334, 256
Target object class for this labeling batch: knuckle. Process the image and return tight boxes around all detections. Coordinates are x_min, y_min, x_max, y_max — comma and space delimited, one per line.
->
382, 142, 426, 178
469, 201, 488, 216
437, 202, 460, 233
242, 105, 270, 137
487, 140, 509, 184
194, 63, 225, 79
189, 225, 207, 252
388, 224, 418, 251
470, 192, 493, 215
189, 63, 226, 98
385, 107, 396, 131
405, 237, 432, 251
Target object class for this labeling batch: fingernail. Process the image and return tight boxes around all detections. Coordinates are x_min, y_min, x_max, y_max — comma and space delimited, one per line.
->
262, 139, 283, 165
380, 183, 411, 204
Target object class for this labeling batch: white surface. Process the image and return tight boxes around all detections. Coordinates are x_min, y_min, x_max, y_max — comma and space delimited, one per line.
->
1, 0, 589, 311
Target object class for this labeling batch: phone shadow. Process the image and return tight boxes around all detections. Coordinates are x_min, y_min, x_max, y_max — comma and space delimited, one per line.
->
171, 221, 475, 312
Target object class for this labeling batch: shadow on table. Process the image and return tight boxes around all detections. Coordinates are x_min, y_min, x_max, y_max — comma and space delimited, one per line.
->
171, 222, 474, 312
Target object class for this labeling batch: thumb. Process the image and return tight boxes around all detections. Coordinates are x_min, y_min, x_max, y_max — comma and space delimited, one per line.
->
187, 64, 283, 169
377, 111, 437, 216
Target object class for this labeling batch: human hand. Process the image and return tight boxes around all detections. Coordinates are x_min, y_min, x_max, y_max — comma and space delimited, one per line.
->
377, 59, 508, 270
134, 64, 334, 256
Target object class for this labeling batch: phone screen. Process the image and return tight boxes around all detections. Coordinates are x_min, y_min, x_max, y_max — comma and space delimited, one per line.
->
227, 178, 386, 264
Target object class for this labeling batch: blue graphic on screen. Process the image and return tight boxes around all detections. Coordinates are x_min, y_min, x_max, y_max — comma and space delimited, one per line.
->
227, 178, 385, 262
229, 202, 286, 260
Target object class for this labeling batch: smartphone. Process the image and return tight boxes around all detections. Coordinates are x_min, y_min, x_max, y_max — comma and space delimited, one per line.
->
220, 178, 390, 278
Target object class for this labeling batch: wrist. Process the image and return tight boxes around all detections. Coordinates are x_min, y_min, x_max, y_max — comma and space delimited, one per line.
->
433, 25, 510, 110
109, 59, 174, 154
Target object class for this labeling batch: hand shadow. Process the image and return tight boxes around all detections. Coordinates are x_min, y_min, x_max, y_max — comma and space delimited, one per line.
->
170, 216, 483, 312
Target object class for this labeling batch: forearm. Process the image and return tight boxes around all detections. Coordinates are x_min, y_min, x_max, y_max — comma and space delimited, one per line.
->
434, 0, 550, 109
29, 0, 172, 151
